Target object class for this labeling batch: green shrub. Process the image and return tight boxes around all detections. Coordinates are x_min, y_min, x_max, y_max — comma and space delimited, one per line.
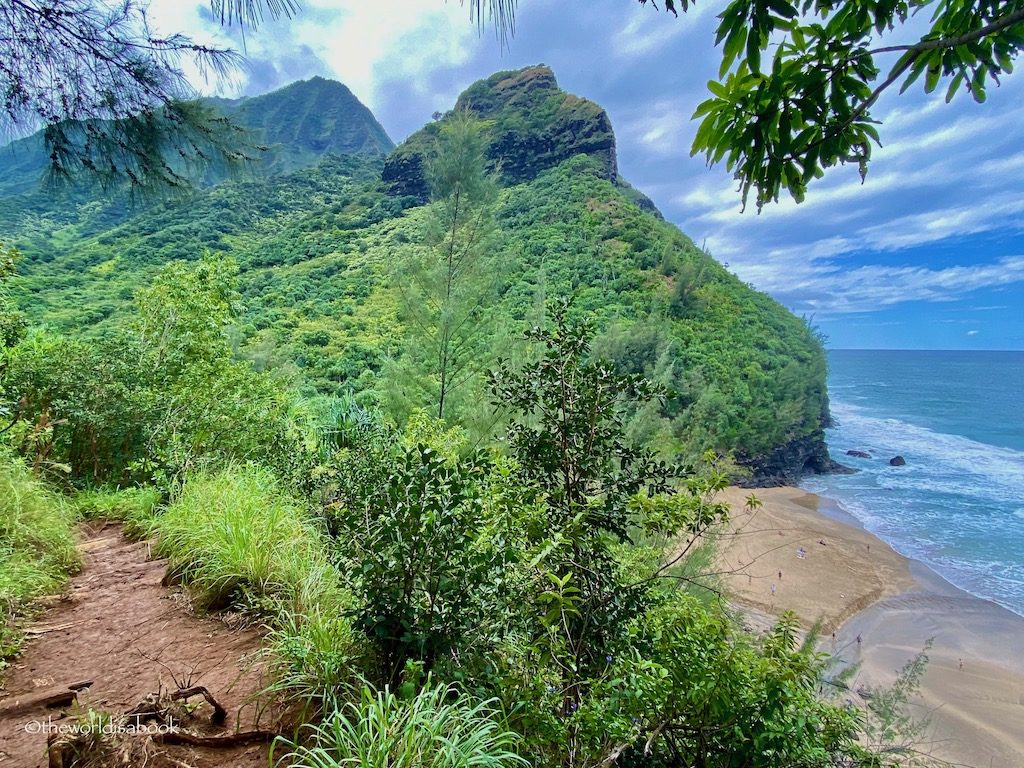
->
0, 450, 79, 658
274, 683, 527, 768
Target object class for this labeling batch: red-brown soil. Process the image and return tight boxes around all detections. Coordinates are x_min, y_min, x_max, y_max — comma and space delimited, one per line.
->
0, 521, 280, 767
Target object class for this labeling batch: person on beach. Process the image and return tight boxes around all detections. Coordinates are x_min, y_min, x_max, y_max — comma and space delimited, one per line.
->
778, 569, 782, 580
856, 634, 862, 648
771, 583, 776, 596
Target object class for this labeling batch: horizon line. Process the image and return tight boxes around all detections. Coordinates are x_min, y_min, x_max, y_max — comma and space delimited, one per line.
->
828, 347, 1024, 353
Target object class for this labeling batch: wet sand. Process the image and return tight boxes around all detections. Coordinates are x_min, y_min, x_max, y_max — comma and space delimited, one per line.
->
715, 486, 1024, 768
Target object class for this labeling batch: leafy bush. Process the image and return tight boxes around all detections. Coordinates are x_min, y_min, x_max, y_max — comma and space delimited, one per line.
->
0, 449, 79, 658
3, 255, 301, 488
332, 443, 499, 687
274, 683, 527, 768
581, 605, 862, 768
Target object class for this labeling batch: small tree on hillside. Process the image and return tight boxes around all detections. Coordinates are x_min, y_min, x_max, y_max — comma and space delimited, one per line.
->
387, 111, 503, 425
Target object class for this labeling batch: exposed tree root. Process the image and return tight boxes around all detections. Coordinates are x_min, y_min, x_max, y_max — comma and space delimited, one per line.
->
0, 681, 92, 718
43, 684, 281, 768
153, 730, 279, 747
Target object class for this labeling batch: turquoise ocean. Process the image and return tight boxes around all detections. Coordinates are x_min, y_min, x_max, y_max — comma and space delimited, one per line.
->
801, 349, 1024, 617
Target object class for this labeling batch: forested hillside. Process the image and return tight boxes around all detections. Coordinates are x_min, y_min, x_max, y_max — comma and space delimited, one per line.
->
0, 67, 832, 480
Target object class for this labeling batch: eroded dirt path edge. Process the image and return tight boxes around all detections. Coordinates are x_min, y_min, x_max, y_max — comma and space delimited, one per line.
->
0, 521, 274, 768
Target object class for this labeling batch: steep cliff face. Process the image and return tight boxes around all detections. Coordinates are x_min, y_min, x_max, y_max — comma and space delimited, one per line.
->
383, 65, 617, 199
737, 432, 853, 487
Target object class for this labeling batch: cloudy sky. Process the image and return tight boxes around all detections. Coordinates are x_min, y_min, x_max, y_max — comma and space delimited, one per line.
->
149, 0, 1024, 350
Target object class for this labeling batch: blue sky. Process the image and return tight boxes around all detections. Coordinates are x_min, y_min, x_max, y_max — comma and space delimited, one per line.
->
150, 0, 1024, 350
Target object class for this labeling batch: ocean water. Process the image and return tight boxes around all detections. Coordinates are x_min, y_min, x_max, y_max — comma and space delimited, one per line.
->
801, 350, 1024, 617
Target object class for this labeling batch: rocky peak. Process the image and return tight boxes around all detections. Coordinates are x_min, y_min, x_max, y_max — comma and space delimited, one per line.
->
454, 64, 561, 115
220, 77, 394, 173
382, 65, 617, 200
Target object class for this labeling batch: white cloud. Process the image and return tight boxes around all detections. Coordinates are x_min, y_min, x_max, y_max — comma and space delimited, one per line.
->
880, 111, 1002, 155
752, 256, 1024, 316
855, 193, 1024, 252
620, 101, 692, 156
147, 0, 480, 110
613, 9, 696, 57
658, 70, 1024, 318
315, 0, 476, 108
967, 330, 980, 336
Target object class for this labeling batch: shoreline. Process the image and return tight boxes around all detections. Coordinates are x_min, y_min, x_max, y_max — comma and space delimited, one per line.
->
715, 486, 1024, 768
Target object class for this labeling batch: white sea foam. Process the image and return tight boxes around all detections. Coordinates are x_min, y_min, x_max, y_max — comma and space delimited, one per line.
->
807, 399, 1024, 616
829, 401, 1024, 497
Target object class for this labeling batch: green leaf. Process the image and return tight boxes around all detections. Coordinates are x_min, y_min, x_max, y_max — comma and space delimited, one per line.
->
945, 71, 965, 102
720, 25, 748, 77
768, 0, 798, 18
747, 29, 763, 74
707, 79, 730, 99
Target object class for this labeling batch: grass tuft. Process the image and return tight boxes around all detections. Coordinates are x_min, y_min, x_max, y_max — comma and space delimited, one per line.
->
147, 465, 363, 709
147, 465, 340, 615
71, 486, 161, 537
274, 683, 527, 768
264, 604, 362, 716
0, 449, 80, 659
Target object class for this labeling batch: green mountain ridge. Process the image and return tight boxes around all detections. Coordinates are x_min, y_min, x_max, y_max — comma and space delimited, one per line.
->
0, 67, 835, 482
209, 76, 394, 174
0, 76, 392, 198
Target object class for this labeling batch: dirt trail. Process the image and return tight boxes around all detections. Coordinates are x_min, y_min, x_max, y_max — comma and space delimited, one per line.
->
0, 521, 277, 767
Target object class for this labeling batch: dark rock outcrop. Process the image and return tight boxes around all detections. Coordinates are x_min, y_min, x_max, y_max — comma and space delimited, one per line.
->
738, 431, 855, 488
846, 450, 872, 459
889, 455, 907, 466
380, 149, 429, 200
382, 65, 626, 203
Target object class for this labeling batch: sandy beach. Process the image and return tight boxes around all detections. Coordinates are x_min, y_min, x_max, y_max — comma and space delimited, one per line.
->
715, 486, 1024, 768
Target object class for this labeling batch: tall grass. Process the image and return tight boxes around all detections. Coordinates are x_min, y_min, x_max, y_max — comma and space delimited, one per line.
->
275, 683, 527, 768
148, 465, 364, 709
0, 449, 79, 658
147, 466, 339, 614
71, 486, 161, 537
265, 606, 362, 716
